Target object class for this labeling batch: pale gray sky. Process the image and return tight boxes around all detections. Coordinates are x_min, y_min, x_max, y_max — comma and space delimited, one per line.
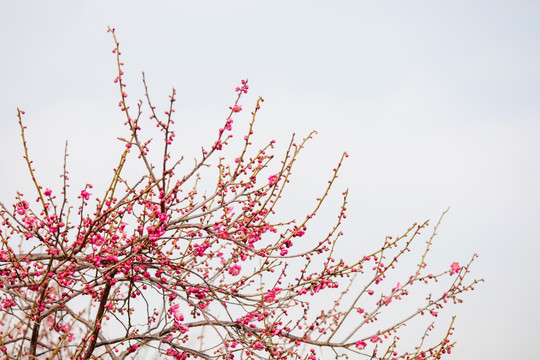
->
1, 1, 539, 359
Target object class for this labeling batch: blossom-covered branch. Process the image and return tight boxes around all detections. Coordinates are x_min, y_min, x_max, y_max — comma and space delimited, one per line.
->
0, 28, 481, 360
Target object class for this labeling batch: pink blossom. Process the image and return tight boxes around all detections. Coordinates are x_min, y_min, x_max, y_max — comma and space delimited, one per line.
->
228, 264, 241, 276
44, 189, 52, 197
450, 262, 460, 275
293, 229, 305, 237
264, 288, 281, 303
370, 335, 380, 343
224, 118, 233, 131
127, 344, 137, 353
170, 304, 184, 322
80, 190, 91, 200
178, 324, 189, 334
2, 297, 16, 309
355, 340, 367, 350
15, 200, 29, 215
268, 174, 279, 186
230, 105, 242, 113
235, 80, 249, 94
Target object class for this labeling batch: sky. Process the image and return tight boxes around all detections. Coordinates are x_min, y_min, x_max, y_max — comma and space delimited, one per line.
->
0, 1, 539, 359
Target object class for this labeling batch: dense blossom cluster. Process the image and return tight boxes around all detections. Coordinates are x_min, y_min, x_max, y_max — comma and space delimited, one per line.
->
0, 28, 481, 360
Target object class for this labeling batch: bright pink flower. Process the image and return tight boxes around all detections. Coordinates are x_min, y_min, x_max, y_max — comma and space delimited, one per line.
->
170, 304, 184, 322
127, 344, 137, 353
225, 118, 233, 131
230, 105, 242, 113
80, 190, 91, 200
44, 189, 52, 197
293, 229, 305, 237
268, 174, 279, 186
2, 297, 16, 309
355, 340, 367, 350
264, 288, 281, 303
450, 262, 460, 275
235, 80, 249, 93
228, 264, 241, 276
370, 335, 380, 343
15, 200, 29, 215
178, 324, 189, 333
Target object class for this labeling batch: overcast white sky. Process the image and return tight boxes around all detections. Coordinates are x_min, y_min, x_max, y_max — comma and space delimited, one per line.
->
1, 1, 539, 359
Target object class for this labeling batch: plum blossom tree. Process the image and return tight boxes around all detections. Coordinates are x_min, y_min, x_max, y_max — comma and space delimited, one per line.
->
0, 28, 481, 360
